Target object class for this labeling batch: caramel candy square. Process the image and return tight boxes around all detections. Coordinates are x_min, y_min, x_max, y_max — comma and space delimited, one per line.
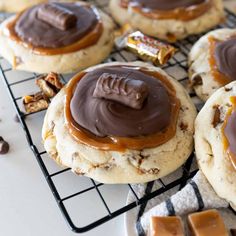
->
188, 209, 228, 236
150, 216, 185, 236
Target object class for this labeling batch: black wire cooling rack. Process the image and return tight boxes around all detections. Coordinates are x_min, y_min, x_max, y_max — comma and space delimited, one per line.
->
1, 1, 236, 233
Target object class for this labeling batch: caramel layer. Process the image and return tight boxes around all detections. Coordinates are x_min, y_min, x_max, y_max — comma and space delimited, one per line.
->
121, 0, 212, 21
65, 66, 180, 151
222, 96, 236, 171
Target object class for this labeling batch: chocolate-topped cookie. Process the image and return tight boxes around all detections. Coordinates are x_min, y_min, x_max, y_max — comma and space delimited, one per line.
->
189, 28, 236, 101
195, 80, 236, 210
109, 0, 224, 41
42, 61, 197, 184
0, 1, 114, 73
0, 0, 45, 12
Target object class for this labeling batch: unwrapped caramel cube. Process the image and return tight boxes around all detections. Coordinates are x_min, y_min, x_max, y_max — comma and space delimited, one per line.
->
188, 209, 228, 236
150, 216, 185, 236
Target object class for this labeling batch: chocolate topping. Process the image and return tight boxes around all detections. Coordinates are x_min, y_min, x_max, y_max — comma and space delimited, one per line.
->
215, 38, 236, 82
14, 3, 99, 48
70, 66, 173, 137
93, 73, 149, 110
224, 106, 236, 166
37, 3, 77, 31
129, 0, 206, 11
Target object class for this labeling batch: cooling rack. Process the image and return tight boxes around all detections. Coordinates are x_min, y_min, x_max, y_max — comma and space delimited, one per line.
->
1, 1, 236, 233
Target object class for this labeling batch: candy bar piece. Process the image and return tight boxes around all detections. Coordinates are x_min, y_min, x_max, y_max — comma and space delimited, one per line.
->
93, 73, 149, 109
150, 216, 185, 236
231, 229, 236, 236
23, 92, 49, 114
188, 209, 228, 236
126, 31, 176, 65
37, 3, 77, 31
44, 72, 63, 90
36, 72, 63, 98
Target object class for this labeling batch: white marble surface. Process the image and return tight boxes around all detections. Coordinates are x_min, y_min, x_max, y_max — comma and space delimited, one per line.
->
0, 74, 127, 236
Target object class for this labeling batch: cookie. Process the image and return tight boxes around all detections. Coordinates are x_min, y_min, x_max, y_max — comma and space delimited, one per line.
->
195, 81, 236, 210
0, 2, 114, 74
189, 28, 236, 101
0, 0, 79, 12
0, 0, 45, 12
110, 0, 224, 42
109, 0, 130, 25
42, 61, 197, 184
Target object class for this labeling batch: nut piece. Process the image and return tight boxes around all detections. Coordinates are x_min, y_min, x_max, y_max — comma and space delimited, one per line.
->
36, 72, 63, 98
23, 92, 50, 114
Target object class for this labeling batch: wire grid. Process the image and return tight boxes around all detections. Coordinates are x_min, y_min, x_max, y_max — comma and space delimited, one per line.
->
0, 1, 236, 233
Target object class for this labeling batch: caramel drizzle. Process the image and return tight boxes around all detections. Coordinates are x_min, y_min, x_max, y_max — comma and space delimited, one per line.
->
208, 36, 232, 85
65, 66, 180, 151
222, 96, 236, 170
121, 0, 212, 21
4, 5, 103, 56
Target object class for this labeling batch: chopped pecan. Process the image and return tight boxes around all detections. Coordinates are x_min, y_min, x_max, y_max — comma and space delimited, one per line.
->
36, 72, 63, 98
23, 92, 50, 113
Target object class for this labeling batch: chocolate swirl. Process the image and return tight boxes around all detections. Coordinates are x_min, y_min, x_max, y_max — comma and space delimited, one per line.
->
70, 66, 174, 137
215, 38, 236, 82
129, 0, 207, 11
14, 3, 99, 48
